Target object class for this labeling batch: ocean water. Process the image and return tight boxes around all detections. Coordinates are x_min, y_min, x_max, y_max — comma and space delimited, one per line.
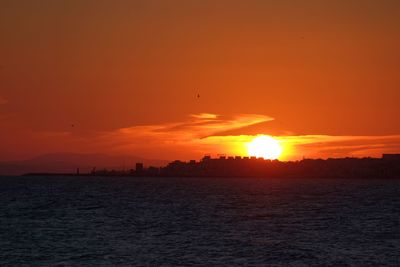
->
0, 176, 399, 266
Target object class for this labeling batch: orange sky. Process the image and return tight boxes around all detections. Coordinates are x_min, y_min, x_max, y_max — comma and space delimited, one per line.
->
1, 0, 400, 161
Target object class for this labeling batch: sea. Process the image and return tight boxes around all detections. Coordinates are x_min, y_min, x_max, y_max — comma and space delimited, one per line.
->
0, 176, 399, 266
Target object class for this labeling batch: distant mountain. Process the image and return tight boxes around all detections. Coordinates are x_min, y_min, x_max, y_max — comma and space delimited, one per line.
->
0, 153, 169, 175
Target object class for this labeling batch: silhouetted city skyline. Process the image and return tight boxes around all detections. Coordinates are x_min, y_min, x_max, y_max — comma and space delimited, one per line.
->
25, 154, 400, 179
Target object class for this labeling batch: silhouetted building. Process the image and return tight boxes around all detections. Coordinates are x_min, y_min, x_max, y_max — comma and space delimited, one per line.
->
203, 155, 211, 161
147, 166, 160, 176
382, 154, 400, 161
40, 154, 400, 179
135, 163, 144, 173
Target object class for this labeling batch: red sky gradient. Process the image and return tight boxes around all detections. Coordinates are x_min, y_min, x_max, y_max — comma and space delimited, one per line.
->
1, 1, 400, 161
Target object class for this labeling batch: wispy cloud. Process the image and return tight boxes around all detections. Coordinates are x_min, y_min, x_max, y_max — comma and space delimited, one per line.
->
190, 113, 218, 119
277, 135, 400, 159
3, 112, 399, 161
95, 114, 272, 158
92, 114, 400, 160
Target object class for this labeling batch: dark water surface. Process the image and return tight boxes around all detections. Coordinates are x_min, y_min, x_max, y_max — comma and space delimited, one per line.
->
0, 176, 399, 266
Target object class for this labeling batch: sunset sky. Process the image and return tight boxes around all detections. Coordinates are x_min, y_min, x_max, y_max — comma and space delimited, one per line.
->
1, 0, 400, 161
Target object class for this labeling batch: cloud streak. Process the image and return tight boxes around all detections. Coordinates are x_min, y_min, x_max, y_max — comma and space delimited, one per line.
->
91, 114, 400, 160
2, 112, 400, 161
95, 114, 273, 158
277, 134, 400, 160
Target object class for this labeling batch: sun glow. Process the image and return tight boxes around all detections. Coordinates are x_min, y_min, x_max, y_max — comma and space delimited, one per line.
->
247, 135, 282, 160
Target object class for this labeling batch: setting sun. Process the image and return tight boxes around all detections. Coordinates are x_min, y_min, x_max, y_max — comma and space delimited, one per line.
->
247, 135, 282, 160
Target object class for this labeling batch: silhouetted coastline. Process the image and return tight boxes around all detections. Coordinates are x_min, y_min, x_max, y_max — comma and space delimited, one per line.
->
24, 154, 400, 179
